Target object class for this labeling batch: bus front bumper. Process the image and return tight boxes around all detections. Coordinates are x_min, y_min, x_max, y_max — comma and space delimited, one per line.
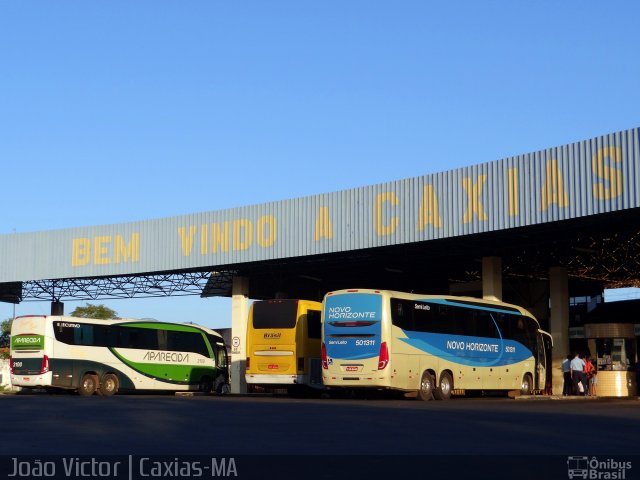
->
245, 374, 308, 385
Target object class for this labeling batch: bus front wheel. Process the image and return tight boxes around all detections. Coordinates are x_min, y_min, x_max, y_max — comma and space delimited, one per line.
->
198, 377, 213, 393
78, 374, 99, 396
521, 373, 533, 396
434, 372, 453, 401
99, 374, 119, 396
418, 372, 435, 401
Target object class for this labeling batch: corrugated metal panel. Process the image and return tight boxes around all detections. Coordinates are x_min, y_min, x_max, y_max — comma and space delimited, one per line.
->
1, 127, 639, 282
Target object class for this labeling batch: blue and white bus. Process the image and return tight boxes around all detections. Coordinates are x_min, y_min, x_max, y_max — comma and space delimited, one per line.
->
321, 289, 552, 400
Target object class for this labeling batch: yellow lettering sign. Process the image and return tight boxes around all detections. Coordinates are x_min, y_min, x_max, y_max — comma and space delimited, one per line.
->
72, 238, 91, 267
541, 159, 569, 211
314, 207, 334, 240
417, 185, 442, 230
178, 226, 197, 257
592, 146, 623, 200
257, 215, 276, 247
508, 167, 519, 217
71, 233, 140, 267
233, 219, 253, 251
375, 192, 399, 236
114, 234, 140, 263
211, 222, 230, 253
200, 224, 209, 255
93, 236, 111, 265
180, 218, 278, 256
462, 174, 488, 223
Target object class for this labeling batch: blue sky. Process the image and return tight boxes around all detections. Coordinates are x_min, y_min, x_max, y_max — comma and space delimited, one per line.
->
1, 1, 639, 328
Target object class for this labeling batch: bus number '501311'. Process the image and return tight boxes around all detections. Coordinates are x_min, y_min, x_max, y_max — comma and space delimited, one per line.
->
355, 340, 376, 346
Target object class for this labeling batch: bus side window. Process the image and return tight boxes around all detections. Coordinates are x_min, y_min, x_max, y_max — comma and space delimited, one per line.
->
391, 299, 414, 330
412, 301, 433, 333
510, 316, 532, 351
524, 317, 538, 353
77, 325, 94, 346
420, 305, 452, 335
477, 311, 500, 339
157, 329, 168, 351
307, 310, 321, 339
93, 325, 114, 347
54, 323, 76, 344
494, 313, 507, 340
455, 307, 474, 337
117, 327, 159, 350
168, 331, 209, 356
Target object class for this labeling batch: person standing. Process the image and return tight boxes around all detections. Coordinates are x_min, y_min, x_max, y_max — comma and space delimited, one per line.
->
562, 355, 572, 396
570, 352, 587, 396
590, 361, 598, 397
583, 357, 594, 396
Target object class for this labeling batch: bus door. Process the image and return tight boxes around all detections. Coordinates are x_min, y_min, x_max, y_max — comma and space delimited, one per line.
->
212, 340, 230, 393
535, 331, 548, 392
537, 330, 553, 393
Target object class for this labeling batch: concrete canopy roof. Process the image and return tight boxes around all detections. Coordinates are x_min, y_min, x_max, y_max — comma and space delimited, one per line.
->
1, 127, 639, 305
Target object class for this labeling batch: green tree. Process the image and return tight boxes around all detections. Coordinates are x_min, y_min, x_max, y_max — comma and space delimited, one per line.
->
0, 318, 11, 356
70, 304, 117, 319
1, 318, 11, 336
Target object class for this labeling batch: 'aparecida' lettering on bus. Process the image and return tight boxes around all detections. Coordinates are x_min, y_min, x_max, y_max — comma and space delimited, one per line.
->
327, 307, 376, 319
14, 337, 41, 344
446, 340, 499, 353
143, 352, 190, 363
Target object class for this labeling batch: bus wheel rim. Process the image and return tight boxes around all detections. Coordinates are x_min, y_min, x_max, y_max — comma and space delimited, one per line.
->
422, 376, 432, 392
441, 377, 451, 395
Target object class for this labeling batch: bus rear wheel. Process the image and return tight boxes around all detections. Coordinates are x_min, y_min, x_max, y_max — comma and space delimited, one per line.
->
434, 372, 453, 400
418, 371, 435, 401
99, 374, 119, 396
78, 374, 99, 396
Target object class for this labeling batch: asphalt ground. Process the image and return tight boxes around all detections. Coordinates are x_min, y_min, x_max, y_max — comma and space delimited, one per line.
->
1, 392, 639, 456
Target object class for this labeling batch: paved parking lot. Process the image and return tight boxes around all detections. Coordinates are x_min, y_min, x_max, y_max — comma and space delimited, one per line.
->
2, 392, 639, 456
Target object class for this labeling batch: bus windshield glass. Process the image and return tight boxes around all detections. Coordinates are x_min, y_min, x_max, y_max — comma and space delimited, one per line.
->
252, 300, 298, 329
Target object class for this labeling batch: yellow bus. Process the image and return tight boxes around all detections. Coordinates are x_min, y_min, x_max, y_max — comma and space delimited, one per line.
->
245, 299, 323, 395
321, 289, 552, 400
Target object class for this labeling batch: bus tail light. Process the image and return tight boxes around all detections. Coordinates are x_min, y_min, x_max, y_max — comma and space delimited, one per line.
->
41, 355, 50, 374
321, 343, 328, 369
378, 342, 389, 370
297, 357, 304, 372
246, 357, 250, 369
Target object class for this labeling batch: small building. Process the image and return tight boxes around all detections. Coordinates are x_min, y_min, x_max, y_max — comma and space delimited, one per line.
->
569, 299, 639, 397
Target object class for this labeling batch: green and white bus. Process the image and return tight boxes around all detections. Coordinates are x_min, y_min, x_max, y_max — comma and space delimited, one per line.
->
321, 289, 552, 400
10, 315, 230, 396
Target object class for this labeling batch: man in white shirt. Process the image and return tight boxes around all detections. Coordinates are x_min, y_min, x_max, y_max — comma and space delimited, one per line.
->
570, 352, 587, 396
